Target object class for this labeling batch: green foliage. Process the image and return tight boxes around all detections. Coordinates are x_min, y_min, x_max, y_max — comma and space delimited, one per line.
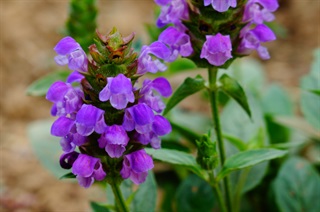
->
27, 120, 66, 178
219, 74, 251, 118
163, 75, 206, 115
300, 49, 320, 129
26, 70, 70, 96
145, 148, 203, 178
273, 157, 320, 212
166, 58, 197, 75
176, 175, 216, 212
59, 172, 76, 179
217, 149, 288, 181
90, 202, 111, 212
66, 0, 97, 52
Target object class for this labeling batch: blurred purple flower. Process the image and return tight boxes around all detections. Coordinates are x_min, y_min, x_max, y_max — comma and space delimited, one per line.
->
204, 0, 237, 12
98, 125, 129, 158
158, 26, 193, 62
75, 104, 107, 136
99, 74, 135, 110
46, 81, 83, 117
120, 149, 154, 184
137, 41, 171, 75
243, 0, 279, 24
237, 24, 276, 60
54, 36, 88, 73
139, 77, 172, 113
200, 33, 233, 66
72, 154, 106, 188
155, 0, 189, 28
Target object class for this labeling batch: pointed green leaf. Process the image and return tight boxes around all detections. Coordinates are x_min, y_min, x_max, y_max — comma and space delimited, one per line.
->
145, 148, 203, 178
26, 70, 70, 96
170, 121, 201, 146
166, 58, 197, 74
59, 172, 76, 180
219, 74, 251, 118
223, 134, 247, 151
163, 75, 206, 115
217, 149, 287, 181
309, 89, 320, 96
273, 157, 320, 212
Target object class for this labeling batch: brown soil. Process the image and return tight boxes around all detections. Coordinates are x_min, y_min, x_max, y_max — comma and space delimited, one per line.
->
0, 0, 319, 211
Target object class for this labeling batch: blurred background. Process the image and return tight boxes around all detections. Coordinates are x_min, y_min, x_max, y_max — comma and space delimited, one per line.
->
0, 0, 319, 211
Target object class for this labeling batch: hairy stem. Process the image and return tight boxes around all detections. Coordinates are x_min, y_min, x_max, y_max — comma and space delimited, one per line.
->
208, 67, 233, 212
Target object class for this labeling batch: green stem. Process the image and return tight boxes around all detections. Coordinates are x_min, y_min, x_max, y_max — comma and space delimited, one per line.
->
208, 171, 227, 212
233, 168, 250, 212
208, 67, 233, 212
110, 180, 129, 212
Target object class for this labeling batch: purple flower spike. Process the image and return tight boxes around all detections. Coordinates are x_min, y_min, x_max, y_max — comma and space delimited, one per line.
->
139, 77, 172, 113
120, 149, 154, 184
237, 24, 276, 60
99, 74, 134, 110
123, 103, 155, 134
137, 41, 171, 75
54, 37, 88, 72
60, 151, 79, 169
204, 0, 237, 12
200, 33, 233, 66
158, 27, 193, 62
60, 132, 87, 153
76, 104, 107, 136
72, 154, 106, 188
155, 0, 189, 28
98, 125, 129, 158
46, 81, 83, 117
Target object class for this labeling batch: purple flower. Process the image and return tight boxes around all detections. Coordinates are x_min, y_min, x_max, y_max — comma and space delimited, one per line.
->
204, 0, 237, 12
137, 41, 171, 75
135, 115, 172, 149
158, 26, 193, 62
54, 36, 88, 73
120, 149, 154, 184
72, 154, 106, 188
155, 0, 189, 28
60, 151, 79, 169
123, 103, 155, 134
237, 24, 276, 60
46, 81, 83, 117
139, 77, 172, 113
200, 33, 233, 66
99, 74, 135, 110
51, 116, 87, 152
66, 71, 85, 83
243, 0, 279, 24
75, 104, 107, 136
98, 125, 129, 158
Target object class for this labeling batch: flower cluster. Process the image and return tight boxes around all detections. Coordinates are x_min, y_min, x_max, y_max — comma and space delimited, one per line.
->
153, 0, 278, 68
47, 28, 172, 188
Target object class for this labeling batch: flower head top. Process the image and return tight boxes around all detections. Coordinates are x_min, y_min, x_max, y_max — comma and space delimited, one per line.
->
49, 28, 172, 188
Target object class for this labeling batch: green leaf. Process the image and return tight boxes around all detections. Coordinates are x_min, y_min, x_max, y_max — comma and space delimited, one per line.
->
176, 174, 216, 212
59, 172, 76, 180
90, 202, 112, 212
26, 70, 70, 96
217, 149, 288, 181
166, 58, 197, 74
145, 148, 203, 178
170, 121, 201, 146
27, 119, 66, 178
132, 172, 157, 212
219, 74, 251, 118
163, 75, 206, 115
300, 49, 320, 129
223, 134, 247, 151
309, 89, 320, 96
273, 157, 320, 212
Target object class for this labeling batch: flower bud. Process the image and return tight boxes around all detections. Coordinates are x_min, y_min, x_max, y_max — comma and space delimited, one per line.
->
196, 133, 219, 170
